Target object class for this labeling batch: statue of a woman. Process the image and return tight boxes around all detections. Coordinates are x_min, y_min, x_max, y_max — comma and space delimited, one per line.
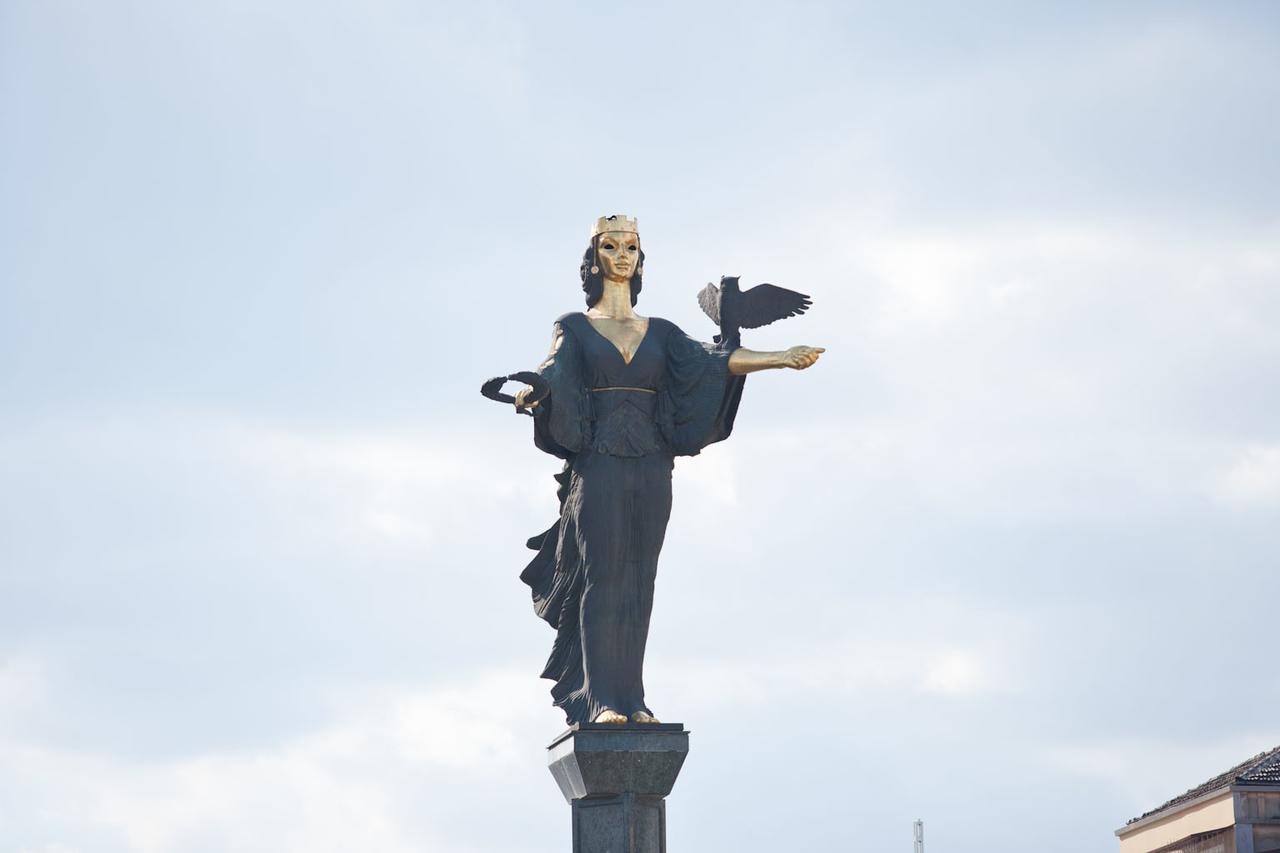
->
511, 215, 823, 726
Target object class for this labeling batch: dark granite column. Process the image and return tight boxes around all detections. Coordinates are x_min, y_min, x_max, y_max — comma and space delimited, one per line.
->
546, 723, 690, 853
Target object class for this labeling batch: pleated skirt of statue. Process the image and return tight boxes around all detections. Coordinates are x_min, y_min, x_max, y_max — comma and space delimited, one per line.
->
540, 450, 673, 724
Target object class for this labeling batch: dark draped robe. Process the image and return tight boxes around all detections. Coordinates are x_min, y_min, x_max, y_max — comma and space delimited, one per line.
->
520, 312, 745, 724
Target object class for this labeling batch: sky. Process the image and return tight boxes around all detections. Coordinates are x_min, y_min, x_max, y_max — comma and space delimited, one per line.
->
1, 1, 1279, 851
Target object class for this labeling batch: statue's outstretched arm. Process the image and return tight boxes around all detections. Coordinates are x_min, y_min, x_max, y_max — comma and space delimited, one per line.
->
728, 345, 825, 375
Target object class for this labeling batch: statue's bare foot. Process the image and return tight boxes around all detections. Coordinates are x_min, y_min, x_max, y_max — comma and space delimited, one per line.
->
630, 710, 660, 724
593, 709, 628, 724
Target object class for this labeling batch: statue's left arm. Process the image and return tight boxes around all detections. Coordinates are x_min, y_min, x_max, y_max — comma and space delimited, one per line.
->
728, 345, 825, 374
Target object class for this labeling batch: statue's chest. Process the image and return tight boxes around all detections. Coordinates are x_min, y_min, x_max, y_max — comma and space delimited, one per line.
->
578, 319, 664, 387
585, 318, 650, 365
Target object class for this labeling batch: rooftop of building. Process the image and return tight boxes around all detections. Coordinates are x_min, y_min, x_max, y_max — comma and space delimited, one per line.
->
1128, 744, 1280, 825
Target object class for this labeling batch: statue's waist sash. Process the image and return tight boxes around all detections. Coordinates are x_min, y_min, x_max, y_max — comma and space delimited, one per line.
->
585, 387, 665, 456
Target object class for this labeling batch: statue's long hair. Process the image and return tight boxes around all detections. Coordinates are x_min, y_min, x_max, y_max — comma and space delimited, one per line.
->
581, 235, 645, 308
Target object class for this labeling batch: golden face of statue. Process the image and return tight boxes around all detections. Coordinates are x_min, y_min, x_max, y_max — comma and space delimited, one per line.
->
596, 231, 640, 281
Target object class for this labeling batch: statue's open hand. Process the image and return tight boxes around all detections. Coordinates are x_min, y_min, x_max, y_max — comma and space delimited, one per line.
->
781, 345, 825, 370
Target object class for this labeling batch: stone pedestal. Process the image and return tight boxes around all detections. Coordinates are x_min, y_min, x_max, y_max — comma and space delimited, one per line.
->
547, 723, 690, 853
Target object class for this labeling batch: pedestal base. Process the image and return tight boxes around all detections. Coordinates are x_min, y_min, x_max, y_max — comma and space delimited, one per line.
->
547, 723, 689, 853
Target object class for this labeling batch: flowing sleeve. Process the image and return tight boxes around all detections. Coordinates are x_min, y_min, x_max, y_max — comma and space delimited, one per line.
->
531, 315, 590, 459
659, 320, 746, 456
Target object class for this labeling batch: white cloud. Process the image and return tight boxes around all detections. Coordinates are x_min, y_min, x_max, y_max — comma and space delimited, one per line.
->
2, 669, 549, 853
0, 414, 555, 563
1212, 444, 1280, 510
0, 654, 49, 727
817, 219, 1280, 342
729, 215, 1280, 523
921, 648, 989, 696
651, 596, 1025, 715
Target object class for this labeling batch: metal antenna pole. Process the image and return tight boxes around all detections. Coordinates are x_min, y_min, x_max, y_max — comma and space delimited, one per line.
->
914, 819, 924, 853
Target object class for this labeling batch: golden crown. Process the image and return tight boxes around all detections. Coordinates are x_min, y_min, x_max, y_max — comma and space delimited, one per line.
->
590, 214, 639, 239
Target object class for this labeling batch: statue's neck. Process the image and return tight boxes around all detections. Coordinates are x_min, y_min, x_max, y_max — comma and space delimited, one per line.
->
590, 279, 636, 320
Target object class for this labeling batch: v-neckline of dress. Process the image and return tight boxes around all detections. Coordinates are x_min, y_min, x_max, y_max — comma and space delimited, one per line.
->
583, 313, 651, 366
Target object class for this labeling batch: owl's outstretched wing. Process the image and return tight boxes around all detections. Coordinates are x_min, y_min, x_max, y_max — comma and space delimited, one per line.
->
738, 283, 811, 329
696, 282, 722, 325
